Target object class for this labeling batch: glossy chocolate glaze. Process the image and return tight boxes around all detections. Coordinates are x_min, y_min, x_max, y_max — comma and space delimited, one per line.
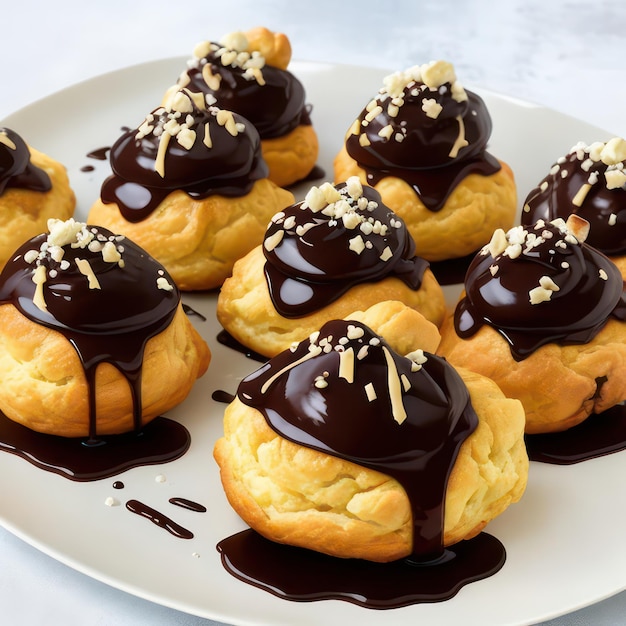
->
263, 180, 429, 317
0, 411, 190, 481
522, 139, 626, 255
0, 221, 180, 441
344, 63, 500, 212
217, 529, 505, 608
0, 128, 51, 194
455, 218, 626, 360
237, 319, 478, 560
177, 39, 310, 139
100, 89, 267, 222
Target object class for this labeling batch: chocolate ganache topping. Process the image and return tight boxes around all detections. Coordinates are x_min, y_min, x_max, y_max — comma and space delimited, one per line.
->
100, 88, 268, 222
344, 61, 500, 212
0, 218, 180, 439
0, 128, 51, 195
455, 215, 626, 361
237, 318, 478, 559
263, 177, 429, 317
174, 31, 310, 139
522, 138, 626, 255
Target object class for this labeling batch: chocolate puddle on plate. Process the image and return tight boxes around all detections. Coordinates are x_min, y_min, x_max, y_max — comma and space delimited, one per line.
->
217, 529, 506, 609
525, 403, 626, 464
0, 411, 190, 481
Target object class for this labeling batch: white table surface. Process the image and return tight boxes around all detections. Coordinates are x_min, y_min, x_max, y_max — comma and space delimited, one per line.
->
1, 1, 625, 624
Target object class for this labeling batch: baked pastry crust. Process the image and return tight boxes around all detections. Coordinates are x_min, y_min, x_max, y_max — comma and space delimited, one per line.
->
217, 245, 447, 358
333, 147, 517, 262
0, 147, 75, 269
214, 358, 527, 562
0, 303, 210, 437
438, 313, 626, 433
260, 124, 319, 188
88, 179, 294, 291
243, 26, 291, 70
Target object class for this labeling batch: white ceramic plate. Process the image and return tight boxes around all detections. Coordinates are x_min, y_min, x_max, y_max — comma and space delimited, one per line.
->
0, 58, 624, 626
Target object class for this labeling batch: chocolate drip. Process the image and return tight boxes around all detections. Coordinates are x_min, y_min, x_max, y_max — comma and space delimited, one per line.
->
169, 497, 207, 512
522, 141, 626, 255
344, 71, 500, 212
0, 225, 180, 440
237, 319, 478, 560
181, 43, 310, 139
126, 499, 194, 539
100, 92, 267, 222
455, 219, 626, 360
362, 152, 501, 213
0, 128, 51, 194
263, 182, 429, 317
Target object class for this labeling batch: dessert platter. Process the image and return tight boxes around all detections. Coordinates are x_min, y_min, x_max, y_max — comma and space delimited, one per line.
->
0, 42, 625, 626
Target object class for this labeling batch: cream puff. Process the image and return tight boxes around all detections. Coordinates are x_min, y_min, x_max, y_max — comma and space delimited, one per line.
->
214, 310, 528, 563
217, 177, 446, 358
164, 27, 319, 188
0, 127, 75, 270
88, 88, 294, 290
438, 215, 626, 433
0, 218, 210, 438
333, 61, 516, 266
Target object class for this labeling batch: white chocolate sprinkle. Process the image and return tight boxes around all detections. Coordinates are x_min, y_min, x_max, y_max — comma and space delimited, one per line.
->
338, 347, 355, 383
448, 115, 469, 158
156, 276, 174, 291
364, 382, 377, 402
0, 130, 17, 150
264, 229, 284, 252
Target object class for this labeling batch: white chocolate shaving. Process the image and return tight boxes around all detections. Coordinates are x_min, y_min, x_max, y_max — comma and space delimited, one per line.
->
264, 229, 284, 252
338, 347, 355, 383
32, 264, 48, 312
261, 344, 323, 394
364, 382, 377, 402
382, 346, 407, 425
487, 228, 508, 258
155, 131, 171, 178
75, 258, 101, 290
572, 183, 591, 207
448, 115, 469, 158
